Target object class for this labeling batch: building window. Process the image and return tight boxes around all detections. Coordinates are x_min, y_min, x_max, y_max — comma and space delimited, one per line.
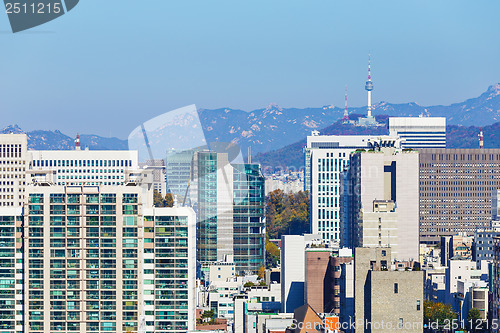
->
417, 300, 421, 311
399, 318, 403, 328
394, 283, 398, 293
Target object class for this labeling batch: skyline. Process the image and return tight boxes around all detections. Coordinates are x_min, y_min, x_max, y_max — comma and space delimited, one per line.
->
1, 0, 499, 137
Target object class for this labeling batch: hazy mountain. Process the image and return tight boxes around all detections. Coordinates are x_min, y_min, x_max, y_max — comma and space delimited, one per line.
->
199, 84, 500, 155
0, 125, 128, 150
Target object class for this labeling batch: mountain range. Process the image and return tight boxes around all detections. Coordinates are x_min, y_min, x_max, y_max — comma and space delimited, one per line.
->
4, 83, 500, 164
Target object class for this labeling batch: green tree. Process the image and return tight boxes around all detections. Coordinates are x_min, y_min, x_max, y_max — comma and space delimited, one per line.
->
164, 193, 174, 207
265, 240, 280, 268
153, 191, 175, 207
424, 300, 458, 332
467, 308, 483, 332
265, 190, 310, 239
153, 190, 165, 207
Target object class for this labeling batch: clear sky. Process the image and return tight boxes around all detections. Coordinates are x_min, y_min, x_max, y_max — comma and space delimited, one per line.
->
1, 0, 499, 138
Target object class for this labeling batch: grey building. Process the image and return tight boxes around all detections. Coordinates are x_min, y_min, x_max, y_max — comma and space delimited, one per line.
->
474, 228, 500, 266
346, 148, 420, 261
354, 247, 424, 333
419, 149, 500, 244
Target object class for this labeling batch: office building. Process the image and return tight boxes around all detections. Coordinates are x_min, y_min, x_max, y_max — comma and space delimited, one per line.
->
28, 149, 138, 186
192, 151, 265, 274
419, 149, 500, 243
474, 228, 500, 265
354, 247, 423, 333
165, 149, 195, 202
389, 117, 446, 149
304, 132, 400, 243
347, 148, 420, 261
23, 184, 196, 333
0, 133, 28, 207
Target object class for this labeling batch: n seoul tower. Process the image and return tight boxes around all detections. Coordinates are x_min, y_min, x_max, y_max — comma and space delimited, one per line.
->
365, 55, 374, 118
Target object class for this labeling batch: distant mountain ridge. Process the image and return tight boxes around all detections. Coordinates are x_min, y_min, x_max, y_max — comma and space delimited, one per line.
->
1, 125, 128, 150
199, 84, 500, 155
4, 83, 500, 157
253, 118, 500, 170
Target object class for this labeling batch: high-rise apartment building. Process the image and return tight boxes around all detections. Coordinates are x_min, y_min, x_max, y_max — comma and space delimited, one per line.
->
346, 149, 420, 261
0, 207, 24, 333
23, 184, 196, 333
192, 151, 265, 274
0, 134, 28, 207
389, 117, 446, 149
304, 132, 400, 243
419, 149, 500, 243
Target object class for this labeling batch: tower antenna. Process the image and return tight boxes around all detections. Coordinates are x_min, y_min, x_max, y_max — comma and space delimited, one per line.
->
365, 55, 374, 118
342, 85, 349, 121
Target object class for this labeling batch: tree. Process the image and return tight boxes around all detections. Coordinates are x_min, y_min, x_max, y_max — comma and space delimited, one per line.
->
153, 191, 175, 207
265, 240, 280, 268
153, 190, 165, 207
265, 190, 310, 239
243, 281, 255, 288
164, 193, 174, 207
424, 300, 458, 332
467, 308, 483, 332
258, 266, 266, 280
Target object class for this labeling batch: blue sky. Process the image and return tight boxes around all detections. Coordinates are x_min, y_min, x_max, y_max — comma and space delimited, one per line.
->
1, 0, 499, 138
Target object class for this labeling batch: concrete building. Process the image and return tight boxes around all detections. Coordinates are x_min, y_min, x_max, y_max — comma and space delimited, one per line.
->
419, 149, 500, 243
280, 234, 322, 313
347, 148, 420, 261
28, 149, 139, 186
23, 184, 196, 333
492, 236, 500, 332
354, 247, 424, 333
304, 249, 331, 314
192, 151, 266, 274
0, 133, 28, 207
474, 228, 500, 266
388, 117, 446, 149
441, 234, 473, 266
281, 235, 306, 314
445, 258, 489, 313
304, 132, 400, 244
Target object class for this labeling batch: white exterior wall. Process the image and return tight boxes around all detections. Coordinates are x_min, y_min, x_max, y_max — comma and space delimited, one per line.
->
389, 117, 446, 149
280, 235, 305, 313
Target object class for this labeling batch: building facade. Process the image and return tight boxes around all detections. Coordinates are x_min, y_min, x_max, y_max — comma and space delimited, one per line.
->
419, 149, 500, 243
192, 151, 265, 274
388, 117, 446, 149
347, 149, 420, 261
304, 133, 400, 243
23, 184, 195, 333
0, 134, 28, 207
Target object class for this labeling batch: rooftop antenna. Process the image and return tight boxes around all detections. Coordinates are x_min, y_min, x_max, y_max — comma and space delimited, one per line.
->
75, 134, 81, 151
479, 127, 484, 149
